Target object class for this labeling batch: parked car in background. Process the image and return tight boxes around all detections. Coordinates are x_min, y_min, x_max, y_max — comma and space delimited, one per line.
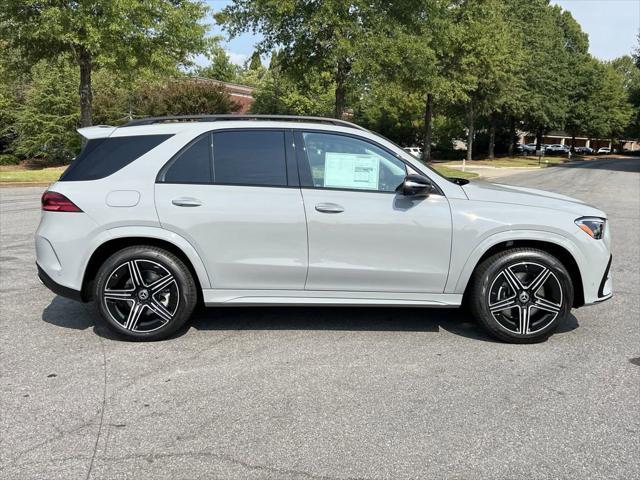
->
522, 143, 538, 154
36, 115, 612, 344
597, 147, 611, 154
403, 146, 423, 158
545, 144, 570, 155
574, 146, 594, 154
515, 143, 524, 153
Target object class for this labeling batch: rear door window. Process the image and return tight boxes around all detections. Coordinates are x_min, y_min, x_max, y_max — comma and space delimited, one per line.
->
212, 130, 287, 186
161, 134, 212, 183
61, 135, 173, 181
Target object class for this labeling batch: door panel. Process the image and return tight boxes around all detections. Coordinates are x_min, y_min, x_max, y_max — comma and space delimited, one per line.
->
155, 128, 307, 290
302, 189, 452, 293
156, 184, 308, 289
295, 130, 451, 293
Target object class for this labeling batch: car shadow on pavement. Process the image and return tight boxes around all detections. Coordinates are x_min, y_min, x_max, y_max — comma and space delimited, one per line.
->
42, 296, 580, 344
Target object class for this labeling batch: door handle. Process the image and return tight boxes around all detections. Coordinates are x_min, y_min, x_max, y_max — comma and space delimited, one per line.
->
315, 202, 344, 214
172, 197, 202, 207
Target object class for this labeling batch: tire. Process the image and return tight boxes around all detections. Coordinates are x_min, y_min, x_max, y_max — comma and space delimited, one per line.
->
469, 248, 573, 344
94, 246, 197, 341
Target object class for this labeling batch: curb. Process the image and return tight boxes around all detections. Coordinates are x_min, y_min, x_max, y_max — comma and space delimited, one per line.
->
0, 182, 51, 188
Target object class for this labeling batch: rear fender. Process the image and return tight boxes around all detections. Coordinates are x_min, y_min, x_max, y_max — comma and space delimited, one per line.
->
84, 226, 211, 290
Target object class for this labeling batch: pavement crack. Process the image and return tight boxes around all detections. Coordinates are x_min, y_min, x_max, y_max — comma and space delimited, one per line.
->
85, 332, 108, 480
0, 422, 93, 471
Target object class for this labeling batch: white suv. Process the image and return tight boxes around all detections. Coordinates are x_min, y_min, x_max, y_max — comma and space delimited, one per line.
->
36, 115, 612, 343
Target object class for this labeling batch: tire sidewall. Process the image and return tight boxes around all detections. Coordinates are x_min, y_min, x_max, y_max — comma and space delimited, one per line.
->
474, 249, 573, 343
94, 247, 196, 341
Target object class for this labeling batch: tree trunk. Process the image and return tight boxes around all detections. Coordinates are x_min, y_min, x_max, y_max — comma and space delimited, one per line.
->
422, 93, 434, 163
334, 58, 350, 119
507, 116, 516, 156
488, 112, 497, 160
77, 47, 93, 128
466, 101, 474, 162
535, 126, 543, 151
571, 134, 576, 152
334, 82, 346, 119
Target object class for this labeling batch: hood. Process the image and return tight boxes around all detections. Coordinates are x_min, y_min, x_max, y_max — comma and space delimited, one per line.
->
461, 180, 606, 218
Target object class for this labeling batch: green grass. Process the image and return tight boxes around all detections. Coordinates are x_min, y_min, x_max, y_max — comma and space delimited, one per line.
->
0, 165, 67, 183
441, 156, 575, 168
433, 165, 479, 179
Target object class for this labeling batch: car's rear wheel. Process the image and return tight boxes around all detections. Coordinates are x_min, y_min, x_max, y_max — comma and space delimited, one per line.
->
94, 246, 197, 341
470, 248, 574, 343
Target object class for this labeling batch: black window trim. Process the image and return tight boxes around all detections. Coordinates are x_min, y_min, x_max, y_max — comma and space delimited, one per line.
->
156, 127, 294, 188
294, 129, 445, 196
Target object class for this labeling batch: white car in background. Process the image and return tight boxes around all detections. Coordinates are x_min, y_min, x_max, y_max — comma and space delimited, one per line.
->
597, 147, 611, 154
522, 143, 539, 154
403, 146, 423, 158
36, 115, 612, 343
545, 144, 570, 154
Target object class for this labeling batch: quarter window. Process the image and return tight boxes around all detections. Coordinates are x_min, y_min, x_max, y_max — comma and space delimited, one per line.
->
212, 130, 287, 186
61, 134, 173, 181
300, 132, 406, 192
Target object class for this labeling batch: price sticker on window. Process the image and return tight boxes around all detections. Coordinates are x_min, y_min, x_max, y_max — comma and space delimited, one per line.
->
323, 153, 380, 190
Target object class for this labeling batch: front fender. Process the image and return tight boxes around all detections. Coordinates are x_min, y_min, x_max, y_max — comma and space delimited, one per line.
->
446, 229, 586, 294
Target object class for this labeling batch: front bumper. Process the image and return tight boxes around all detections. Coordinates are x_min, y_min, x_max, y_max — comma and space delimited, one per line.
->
595, 255, 613, 303
37, 263, 84, 302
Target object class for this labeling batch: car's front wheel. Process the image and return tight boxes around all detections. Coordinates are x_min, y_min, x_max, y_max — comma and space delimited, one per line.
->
470, 248, 574, 343
94, 246, 197, 341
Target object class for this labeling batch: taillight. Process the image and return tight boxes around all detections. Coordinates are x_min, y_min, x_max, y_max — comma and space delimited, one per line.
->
41, 191, 83, 212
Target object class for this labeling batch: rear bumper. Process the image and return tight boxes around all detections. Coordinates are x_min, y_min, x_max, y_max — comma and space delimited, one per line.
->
37, 263, 84, 302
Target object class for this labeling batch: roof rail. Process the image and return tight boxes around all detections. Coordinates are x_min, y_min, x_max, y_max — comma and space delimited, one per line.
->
122, 114, 368, 131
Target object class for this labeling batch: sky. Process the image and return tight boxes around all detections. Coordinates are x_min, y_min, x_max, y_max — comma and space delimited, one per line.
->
203, 0, 639, 67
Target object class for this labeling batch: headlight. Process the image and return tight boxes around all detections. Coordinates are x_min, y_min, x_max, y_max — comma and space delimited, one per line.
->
575, 217, 605, 239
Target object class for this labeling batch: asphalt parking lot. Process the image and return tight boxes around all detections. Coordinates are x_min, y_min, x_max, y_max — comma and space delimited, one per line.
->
1, 157, 638, 480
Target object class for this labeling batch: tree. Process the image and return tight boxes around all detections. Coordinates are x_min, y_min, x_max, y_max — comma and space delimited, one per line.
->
503, 0, 573, 150
370, 0, 454, 161
216, 0, 381, 119
610, 55, 640, 140
590, 62, 633, 142
196, 40, 241, 82
14, 59, 80, 165
247, 51, 263, 71
444, 0, 521, 161
0, 0, 209, 127
564, 58, 602, 148
250, 52, 334, 116
355, 80, 424, 147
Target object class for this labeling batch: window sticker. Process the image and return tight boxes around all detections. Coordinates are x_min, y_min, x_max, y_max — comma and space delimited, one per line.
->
323, 152, 380, 190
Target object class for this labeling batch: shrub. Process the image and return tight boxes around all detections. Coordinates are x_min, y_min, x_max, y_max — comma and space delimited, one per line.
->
0, 153, 19, 165
133, 78, 240, 117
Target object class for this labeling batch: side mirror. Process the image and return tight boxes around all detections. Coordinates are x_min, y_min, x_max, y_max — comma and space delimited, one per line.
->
396, 174, 433, 197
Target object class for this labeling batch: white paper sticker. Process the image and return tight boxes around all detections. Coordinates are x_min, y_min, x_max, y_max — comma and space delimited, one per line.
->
323, 152, 380, 190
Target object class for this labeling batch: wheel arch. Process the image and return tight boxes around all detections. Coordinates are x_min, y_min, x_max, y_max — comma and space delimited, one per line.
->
81, 232, 210, 302
455, 236, 585, 308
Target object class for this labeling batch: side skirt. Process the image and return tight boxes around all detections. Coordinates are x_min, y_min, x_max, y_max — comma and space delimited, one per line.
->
203, 289, 462, 307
